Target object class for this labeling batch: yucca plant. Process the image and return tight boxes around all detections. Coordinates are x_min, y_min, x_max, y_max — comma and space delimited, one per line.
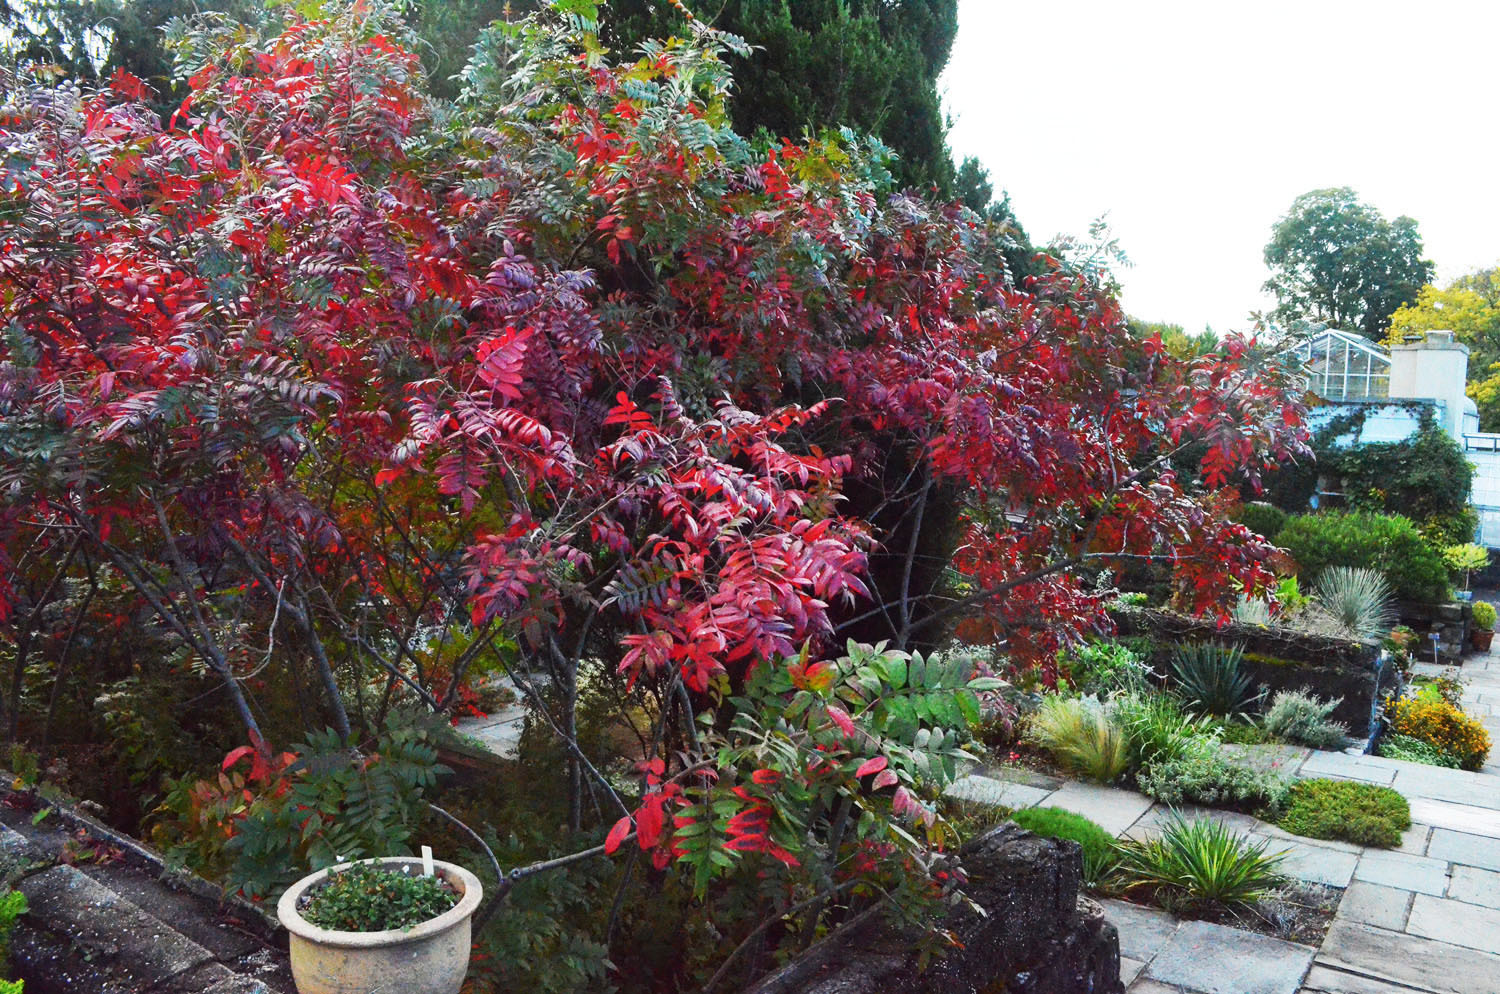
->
1116, 814, 1286, 911
1169, 643, 1260, 718
1311, 566, 1396, 642
1025, 695, 1131, 784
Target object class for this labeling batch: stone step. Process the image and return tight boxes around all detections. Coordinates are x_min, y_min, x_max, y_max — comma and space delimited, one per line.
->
12, 861, 288, 994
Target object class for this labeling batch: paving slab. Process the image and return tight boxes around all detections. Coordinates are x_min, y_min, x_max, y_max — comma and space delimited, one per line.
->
1446, 864, 1500, 909
1405, 893, 1500, 955
1299, 751, 1396, 785
1128, 981, 1185, 994
1223, 743, 1312, 774
1300, 963, 1443, 993
1316, 920, 1500, 994
1120, 957, 1146, 987
1334, 882, 1412, 931
1390, 823, 1430, 857
942, 774, 1052, 810
1390, 771, 1500, 810
1100, 898, 1180, 962
1144, 920, 1315, 994
1406, 798, 1500, 839
1351, 850, 1449, 895
977, 763, 1066, 790
1250, 834, 1359, 888
1044, 781, 1156, 836
1428, 827, 1500, 871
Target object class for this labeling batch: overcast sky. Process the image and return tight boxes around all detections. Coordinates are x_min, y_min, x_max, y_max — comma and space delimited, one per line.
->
941, 0, 1500, 335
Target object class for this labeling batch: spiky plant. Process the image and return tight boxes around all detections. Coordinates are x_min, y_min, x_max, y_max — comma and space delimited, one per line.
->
1313, 567, 1396, 642
1169, 643, 1260, 718
1116, 814, 1287, 910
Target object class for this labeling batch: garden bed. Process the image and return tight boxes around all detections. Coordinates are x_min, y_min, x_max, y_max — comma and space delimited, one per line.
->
1111, 606, 1394, 739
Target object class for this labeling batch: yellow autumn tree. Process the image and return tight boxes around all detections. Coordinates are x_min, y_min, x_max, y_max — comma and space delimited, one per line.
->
1387, 267, 1500, 430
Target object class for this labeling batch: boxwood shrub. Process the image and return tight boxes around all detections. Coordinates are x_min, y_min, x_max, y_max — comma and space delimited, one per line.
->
1277, 512, 1449, 604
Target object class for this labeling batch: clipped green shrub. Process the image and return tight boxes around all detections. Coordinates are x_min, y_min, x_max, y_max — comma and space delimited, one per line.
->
1278, 512, 1449, 604
1116, 814, 1286, 911
1262, 689, 1348, 749
1169, 643, 1261, 717
1237, 502, 1289, 542
1135, 739, 1291, 814
1474, 601, 1497, 631
1276, 778, 1410, 848
1025, 696, 1130, 783
1376, 732, 1462, 769
1009, 807, 1119, 888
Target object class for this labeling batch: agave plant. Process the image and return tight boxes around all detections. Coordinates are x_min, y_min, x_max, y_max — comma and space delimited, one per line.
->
1169, 642, 1260, 718
1116, 814, 1287, 910
1311, 566, 1396, 642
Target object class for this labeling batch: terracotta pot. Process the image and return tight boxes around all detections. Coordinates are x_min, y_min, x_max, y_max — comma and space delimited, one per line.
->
277, 857, 483, 994
1473, 629, 1495, 652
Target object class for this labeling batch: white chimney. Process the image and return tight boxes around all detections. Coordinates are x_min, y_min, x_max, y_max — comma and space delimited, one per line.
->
1388, 330, 1470, 438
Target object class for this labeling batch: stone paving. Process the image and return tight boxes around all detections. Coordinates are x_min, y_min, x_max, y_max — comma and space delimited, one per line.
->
949, 652, 1500, 994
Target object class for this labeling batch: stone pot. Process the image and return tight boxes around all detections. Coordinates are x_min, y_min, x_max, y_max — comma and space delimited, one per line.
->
277, 857, 483, 994
1473, 629, 1495, 652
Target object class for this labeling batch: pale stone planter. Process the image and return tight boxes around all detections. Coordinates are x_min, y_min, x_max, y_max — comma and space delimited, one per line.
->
277, 857, 483, 994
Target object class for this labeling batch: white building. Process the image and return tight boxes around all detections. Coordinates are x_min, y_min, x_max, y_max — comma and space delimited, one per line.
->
1290, 328, 1500, 546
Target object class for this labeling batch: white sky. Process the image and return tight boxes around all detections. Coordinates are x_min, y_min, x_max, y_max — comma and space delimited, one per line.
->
942, 0, 1500, 335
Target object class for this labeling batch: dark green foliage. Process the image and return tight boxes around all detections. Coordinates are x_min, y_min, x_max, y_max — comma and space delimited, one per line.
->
1258, 408, 1475, 552
604, 0, 959, 194
1276, 778, 1410, 849
300, 861, 458, 932
1059, 640, 1149, 695
1277, 512, 1449, 603
1117, 815, 1286, 911
1169, 643, 1260, 718
1009, 807, 1118, 888
1264, 187, 1432, 340
464, 830, 615, 994
1236, 502, 1289, 543
1376, 732, 1462, 769
0, 888, 25, 979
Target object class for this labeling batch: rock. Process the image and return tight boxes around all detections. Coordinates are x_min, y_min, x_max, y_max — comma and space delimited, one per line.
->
744, 825, 1123, 994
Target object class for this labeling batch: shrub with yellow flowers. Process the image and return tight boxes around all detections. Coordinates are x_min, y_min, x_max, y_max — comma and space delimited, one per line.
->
1387, 691, 1491, 771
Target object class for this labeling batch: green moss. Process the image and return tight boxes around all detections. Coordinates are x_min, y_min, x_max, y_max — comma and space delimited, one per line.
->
1009, 806, 1119, 888
1240, 652, 1303, 668
1276, 778, 1410, 849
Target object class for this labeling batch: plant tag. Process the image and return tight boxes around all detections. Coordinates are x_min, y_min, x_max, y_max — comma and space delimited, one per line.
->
421, 845, 435, 877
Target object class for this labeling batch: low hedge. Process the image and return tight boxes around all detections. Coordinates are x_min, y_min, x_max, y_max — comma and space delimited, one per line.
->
1276, 778, 1410, 848
1277, 512, 1449, 604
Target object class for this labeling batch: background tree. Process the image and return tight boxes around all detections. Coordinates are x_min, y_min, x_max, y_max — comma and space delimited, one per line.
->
1387, 266, 1500, 430
1263, 187, 1432, 341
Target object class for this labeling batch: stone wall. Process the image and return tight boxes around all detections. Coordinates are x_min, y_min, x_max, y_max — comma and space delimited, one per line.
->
744, 825, 1123, 994
1112, 607, 1394, 739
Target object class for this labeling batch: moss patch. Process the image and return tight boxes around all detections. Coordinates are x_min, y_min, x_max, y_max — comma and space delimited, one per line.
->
1010, 806, 1119, 888
1276, 778, 1410, 849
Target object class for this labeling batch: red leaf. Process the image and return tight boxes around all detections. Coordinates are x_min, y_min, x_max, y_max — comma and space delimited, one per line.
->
854, 756, 887, 778
604, 816, 632, 854
826, 705, 855, 738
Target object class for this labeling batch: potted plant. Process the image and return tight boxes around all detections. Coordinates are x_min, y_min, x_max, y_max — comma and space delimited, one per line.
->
277, 857, 483, 994
1443, 543, 1489, 601
1472, 601, 1496, 652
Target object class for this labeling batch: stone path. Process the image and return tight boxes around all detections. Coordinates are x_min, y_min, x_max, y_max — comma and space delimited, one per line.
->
951, 652, 1500, 994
